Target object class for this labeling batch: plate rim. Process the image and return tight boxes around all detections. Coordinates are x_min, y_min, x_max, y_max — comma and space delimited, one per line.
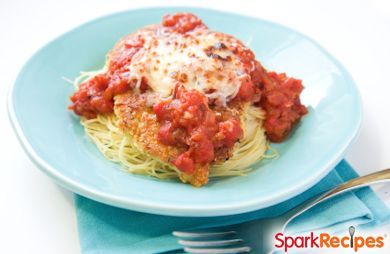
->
7, 6, 363, 216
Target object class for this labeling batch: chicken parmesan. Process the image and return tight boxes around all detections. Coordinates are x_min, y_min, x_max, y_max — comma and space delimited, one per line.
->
69, 13, 308, 187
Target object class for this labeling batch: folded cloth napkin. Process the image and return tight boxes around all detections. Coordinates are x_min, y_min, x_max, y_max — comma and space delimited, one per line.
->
75, 160, 390, 254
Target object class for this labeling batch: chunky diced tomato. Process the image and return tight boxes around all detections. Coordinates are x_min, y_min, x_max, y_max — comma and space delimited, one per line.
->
259, 72, 308, 142
157, 123, 176, 146
237, 77, 257, 102
162, 13, 205, 33
173, 152, 195, 173
191, 129, 214, 164
153, 87, 223, 172
69, 73, 135, 118
217, 119, 243, 148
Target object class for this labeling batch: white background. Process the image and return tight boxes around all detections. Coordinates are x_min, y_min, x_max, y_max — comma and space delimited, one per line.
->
1, 0, 390, 253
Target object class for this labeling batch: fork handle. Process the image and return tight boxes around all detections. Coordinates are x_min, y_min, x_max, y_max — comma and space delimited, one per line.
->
321, 168, 390, 200
280, 168, 390, 233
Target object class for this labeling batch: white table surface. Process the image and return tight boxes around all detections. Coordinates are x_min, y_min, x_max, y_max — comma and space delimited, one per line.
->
1, 0, 390, 253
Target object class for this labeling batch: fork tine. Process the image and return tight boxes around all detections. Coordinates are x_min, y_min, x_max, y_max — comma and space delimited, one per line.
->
179, 238, 243, 247
184, 246, 251, 254
173, 231, 236, 238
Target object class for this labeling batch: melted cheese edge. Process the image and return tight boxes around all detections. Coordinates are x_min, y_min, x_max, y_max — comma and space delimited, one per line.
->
126, 29, 248, 105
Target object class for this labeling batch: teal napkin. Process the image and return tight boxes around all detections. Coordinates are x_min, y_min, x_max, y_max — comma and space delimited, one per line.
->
75, 160, 390, 254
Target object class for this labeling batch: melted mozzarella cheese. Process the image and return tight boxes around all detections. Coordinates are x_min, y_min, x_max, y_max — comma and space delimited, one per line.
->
127, 29, 248, 105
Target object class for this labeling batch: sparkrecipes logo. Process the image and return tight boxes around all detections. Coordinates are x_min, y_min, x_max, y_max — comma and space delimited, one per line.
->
274, 226, 385, 252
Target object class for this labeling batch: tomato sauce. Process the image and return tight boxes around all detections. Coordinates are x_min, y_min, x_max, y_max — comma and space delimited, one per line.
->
153, 86, 243, 173
69, 74, 128, 118
162, 13, 206, 33
259, 72, 308, 142
68, 33, 146, 118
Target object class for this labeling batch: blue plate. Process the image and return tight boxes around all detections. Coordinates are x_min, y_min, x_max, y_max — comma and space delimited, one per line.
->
8, 7, 362, 216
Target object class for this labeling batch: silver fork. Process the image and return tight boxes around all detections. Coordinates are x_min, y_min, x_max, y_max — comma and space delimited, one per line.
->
172, 168, 390, 253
